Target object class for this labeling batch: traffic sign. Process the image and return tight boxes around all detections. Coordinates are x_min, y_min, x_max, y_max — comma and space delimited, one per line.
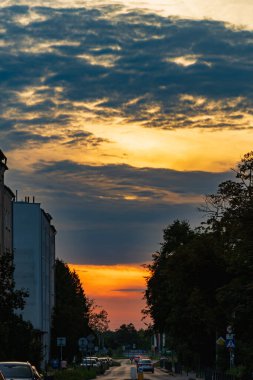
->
78, 337, 88, 347
216, 337, 225, 346
57, 337, 66, 347
226, 339, 235, 348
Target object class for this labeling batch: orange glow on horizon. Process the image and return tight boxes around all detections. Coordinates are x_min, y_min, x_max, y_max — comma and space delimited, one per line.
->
68, 263, 151, 329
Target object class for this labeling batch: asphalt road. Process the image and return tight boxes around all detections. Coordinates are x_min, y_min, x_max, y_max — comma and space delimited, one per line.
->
102, 359, 187, 380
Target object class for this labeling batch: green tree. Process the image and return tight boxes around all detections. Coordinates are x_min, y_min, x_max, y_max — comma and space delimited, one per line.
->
204, 151, 253, 373
144, 220, 195, 332
0, 250, 28, 319
102, 326, 151, 353
145, 221, 228, 369
88, 301, 110, 350
50, 259, 91, 362
145, 151, 253, 374
0, 250, 43, 365
114, 323, 139, 349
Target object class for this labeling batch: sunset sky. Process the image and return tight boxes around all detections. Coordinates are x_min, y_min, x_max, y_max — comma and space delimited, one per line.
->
1, 0, 253, 329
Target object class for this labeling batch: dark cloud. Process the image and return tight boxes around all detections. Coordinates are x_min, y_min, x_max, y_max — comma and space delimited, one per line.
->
0, 4, 253, 135
1, 130, 60, 150
31, 160, 233, 196
64, 131, 111, 147
6, 160, 233, 264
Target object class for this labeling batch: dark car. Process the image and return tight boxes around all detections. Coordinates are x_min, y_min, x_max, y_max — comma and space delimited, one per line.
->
137, 358, 154, 373
0, 362, 41, 380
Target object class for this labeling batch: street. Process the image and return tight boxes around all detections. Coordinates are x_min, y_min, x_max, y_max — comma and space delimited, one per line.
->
102, 359, 190, 380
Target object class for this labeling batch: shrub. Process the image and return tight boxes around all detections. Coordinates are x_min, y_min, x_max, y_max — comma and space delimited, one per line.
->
53, 367, 96, 380
111, 360, 121, 367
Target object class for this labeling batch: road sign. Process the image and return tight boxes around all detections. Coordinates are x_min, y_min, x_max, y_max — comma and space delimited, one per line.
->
57, 337, 66, 346
78, 337, 88, 347
216, 337, 225, 346
226, 339, 235, 348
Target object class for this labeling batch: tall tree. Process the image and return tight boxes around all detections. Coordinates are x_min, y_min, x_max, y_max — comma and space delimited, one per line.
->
88, 301, 110, 350
0, 250, 43, 366
145, 151, 253, 375
0, 251, 28, 319
114, 323, 139, 348
203, 151, 253, 373
145, 225, 227, 368
144, 220, 195, 332
50, 259, 91, 362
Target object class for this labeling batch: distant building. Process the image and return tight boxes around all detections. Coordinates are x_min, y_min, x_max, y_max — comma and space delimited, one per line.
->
13, 199, 56, 368
0, 150, 15, 256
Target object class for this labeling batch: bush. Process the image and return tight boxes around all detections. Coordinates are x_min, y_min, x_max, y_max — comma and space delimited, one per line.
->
111, 360, 121, 367
53, 367, 96, 380
227, 366, 248, 380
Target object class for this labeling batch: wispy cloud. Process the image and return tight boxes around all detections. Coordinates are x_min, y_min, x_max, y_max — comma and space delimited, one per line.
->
112, 288, 145, 292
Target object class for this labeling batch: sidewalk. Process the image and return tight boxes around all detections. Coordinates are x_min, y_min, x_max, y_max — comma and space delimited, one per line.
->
159, 368, 202, 380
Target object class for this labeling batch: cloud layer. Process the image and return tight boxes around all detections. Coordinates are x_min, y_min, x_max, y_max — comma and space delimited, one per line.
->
1, 1, 251, 265
1, 3, 253, 145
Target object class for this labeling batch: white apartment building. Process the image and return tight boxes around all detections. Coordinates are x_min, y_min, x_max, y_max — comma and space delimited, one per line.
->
13, 199, 56, 368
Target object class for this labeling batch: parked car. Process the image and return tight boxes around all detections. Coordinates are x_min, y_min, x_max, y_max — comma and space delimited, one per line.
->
137, 358, 154, 373
0, 362, 42, 380
31, 366, 41, 380
80, 357, 100, 369
97, 358, 109, 370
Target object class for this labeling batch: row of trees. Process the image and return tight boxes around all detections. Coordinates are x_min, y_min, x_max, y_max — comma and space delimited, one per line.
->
103, 323, 151, 353
144, 151, 253, 377
0, 252, 110, 365
0, 252, 150, 367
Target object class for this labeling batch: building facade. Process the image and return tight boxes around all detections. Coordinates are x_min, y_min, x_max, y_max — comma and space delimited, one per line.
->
0, 150, 14, 256
13, 199, 56, 368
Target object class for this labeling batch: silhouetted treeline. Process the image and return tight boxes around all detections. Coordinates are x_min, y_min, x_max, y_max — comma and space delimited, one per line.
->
144, 151, 253, 378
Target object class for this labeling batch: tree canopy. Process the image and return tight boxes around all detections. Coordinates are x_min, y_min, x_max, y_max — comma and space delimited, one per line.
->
0, 250, 43, 366
50, 259, 92, 362
144, 151, 253, 376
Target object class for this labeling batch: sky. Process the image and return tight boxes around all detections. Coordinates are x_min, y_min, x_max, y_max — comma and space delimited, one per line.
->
1, 0, 253, 329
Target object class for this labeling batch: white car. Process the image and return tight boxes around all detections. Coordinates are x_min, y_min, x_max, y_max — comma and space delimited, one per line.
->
137, 358, 154, 373
0, 362, 41, 380
80, 358, 100, 368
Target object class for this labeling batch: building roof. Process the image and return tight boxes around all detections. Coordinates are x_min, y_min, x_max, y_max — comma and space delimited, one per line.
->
4, 185, 15, 199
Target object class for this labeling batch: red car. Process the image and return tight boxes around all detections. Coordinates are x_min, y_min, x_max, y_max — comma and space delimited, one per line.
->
133, 356, 141, 364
